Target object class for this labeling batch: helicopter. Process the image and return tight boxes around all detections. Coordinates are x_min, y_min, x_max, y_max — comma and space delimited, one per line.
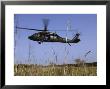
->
16, 19, 80, 46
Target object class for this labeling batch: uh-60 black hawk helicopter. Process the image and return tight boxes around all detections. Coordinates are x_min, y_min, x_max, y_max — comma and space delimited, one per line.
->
16, 19, 80, 46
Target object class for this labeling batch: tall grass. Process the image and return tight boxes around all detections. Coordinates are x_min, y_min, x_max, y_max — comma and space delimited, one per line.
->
14, 63, 97, 76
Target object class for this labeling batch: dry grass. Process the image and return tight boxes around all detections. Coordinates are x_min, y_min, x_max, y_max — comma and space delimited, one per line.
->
14, 64, 97, 76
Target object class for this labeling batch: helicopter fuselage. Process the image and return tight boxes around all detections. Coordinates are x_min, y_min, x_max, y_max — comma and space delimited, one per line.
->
28, 31, 80, 45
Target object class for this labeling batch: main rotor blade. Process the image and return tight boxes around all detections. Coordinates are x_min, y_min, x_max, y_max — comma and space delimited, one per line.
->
43, 19, 49, 27
16, 27, 43, 31
16, 26, 78, 32
49, 29, 76, 31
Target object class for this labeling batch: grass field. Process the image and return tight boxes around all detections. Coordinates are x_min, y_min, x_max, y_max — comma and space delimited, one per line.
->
14, 63, 97, 76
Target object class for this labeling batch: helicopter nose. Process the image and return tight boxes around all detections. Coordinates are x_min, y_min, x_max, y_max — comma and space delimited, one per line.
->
28, 36, 33, 40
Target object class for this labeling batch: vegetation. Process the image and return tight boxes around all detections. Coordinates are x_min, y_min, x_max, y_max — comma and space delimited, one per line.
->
14, 62, 97, 76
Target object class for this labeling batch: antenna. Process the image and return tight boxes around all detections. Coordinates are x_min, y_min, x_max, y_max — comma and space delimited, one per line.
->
14, 15, 18, 49
14, 15, 19, 63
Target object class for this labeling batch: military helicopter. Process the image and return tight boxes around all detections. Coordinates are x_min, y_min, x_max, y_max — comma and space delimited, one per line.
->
16, 19, 80, 46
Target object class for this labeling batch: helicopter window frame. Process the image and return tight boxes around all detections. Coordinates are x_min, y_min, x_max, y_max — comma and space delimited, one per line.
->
1, 1, 110, 88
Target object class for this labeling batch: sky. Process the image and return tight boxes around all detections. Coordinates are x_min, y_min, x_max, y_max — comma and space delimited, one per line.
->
14, 14, 97, 65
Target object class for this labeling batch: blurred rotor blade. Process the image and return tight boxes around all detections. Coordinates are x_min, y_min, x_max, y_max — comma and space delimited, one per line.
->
16, 26, 43, 31
43, 19, 49, 27
48, 29, 76, 32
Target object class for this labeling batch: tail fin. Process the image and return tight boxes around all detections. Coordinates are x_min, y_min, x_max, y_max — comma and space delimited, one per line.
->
72, 33, 80, 43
